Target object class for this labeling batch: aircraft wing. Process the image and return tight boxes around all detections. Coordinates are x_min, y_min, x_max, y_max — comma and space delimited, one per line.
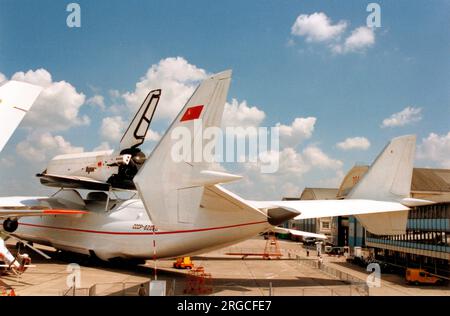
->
274, 227, 327, 239
0, 80, 42, 152
249, 199, 409, 235
37, 173, 112, 191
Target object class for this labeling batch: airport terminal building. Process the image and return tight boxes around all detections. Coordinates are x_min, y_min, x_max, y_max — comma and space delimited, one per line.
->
288, 166, 450, 276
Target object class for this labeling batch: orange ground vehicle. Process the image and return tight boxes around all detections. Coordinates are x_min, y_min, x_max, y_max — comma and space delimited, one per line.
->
405, 268, 444, 285
173, 257, 194, 269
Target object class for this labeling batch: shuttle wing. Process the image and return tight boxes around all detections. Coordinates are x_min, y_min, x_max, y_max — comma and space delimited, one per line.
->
37, 173, 112, 191
0, 80, 42, 152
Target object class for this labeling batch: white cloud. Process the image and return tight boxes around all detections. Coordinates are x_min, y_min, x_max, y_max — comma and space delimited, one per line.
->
93, 141, 112, 151
122, 57, 207, 122
291, 12, 347, 42
0, 72, 6, 83
303, 146, 343, 170
315, 169, 345, 188
146, 129, 162, 142
16, 132, 83, 162
277, 117, 316, 148
12, 68, 88, 131
381, 106, 422, 128
417, 132, 450, 168
290, 13, 376, 55
333, 26, 375, 54
100, 116, 127, 143
86, 95, 105, 110
223, 99, 266, 128
225, 143, 343, 199
336, 137, 371, 150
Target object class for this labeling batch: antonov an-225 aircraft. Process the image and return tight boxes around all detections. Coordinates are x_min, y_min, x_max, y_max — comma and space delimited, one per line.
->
0, 70, 431, 262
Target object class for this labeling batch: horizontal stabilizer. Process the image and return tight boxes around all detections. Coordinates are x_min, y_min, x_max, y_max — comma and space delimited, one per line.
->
250, 199, 409, 235
399, 197, 435, 207
274, 227, 327, 239
189, 170, 242, 187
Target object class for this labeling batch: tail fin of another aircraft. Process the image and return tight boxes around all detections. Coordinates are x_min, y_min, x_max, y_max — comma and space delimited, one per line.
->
348, 135, 416, 235
134, 70, 233, 226
119, 89, 161, 151
347, 135, 416, 202
0, 80, 42, 152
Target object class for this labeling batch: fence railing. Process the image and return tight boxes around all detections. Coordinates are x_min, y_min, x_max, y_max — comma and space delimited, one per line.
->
61, 280, 177, 296
295, 255, 369, 296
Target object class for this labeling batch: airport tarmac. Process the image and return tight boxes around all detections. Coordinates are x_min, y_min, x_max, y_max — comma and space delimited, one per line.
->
1, 237, 449, 296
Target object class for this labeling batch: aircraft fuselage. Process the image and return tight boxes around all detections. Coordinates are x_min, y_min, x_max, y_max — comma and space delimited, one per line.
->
3, 197, 271, 261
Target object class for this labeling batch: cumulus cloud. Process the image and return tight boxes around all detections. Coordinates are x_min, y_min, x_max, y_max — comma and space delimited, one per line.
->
146, 129, 162, 142
122, 57, 207, 121
0, 72, 6, 83
226, 144, 343, 199
381, 106, 422, 128
16, 132, 83, 162
100, 116, 127, 143
223, 99, 266, 127
336, 137, 370, 150
277, 117, 316, 148
291, 12, 347, 42
332, 26, 375, 54
12, 69, 89, 131
417, 132, 450, 168
86, 95, 105, 110
290, 12, 376, 55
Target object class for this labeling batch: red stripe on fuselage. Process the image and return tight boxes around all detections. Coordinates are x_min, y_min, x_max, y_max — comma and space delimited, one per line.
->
18, 220, 268, 236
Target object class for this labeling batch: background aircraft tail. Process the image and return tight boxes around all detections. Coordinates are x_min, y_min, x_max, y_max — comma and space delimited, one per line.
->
0, 80, 42, 152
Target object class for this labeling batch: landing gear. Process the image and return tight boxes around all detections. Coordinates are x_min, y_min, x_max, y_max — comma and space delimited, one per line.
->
3, 218, 18, 233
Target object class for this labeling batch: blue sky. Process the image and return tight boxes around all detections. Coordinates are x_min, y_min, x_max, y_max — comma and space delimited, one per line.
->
0, 0, 449, 198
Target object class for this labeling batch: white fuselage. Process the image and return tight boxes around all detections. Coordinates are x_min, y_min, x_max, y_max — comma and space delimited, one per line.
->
4, 197, 270, 261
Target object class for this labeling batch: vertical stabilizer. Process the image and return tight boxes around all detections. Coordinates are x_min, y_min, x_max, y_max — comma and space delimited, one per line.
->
134, 70, 232, 226
0, 81, 42, 152
347, 135, 416, 201
348, 135, 416, 235
119, 89, 161, 150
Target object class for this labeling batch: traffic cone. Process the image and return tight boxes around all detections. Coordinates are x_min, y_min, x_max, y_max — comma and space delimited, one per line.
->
9, 288, 16, 296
